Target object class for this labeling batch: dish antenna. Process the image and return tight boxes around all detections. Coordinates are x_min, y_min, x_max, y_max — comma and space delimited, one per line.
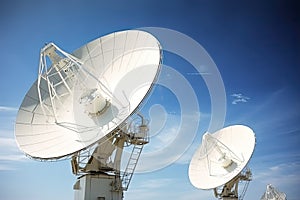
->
189, 125, 256, 200
15, 30, 162, 200
261, 184, 287, 200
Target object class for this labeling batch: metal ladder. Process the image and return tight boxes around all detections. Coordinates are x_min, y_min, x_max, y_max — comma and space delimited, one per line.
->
122, 144, 144, 191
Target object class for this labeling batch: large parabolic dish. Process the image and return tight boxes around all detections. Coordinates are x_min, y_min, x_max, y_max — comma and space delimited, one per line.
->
15, 30, 162, 160
189, 125, 256, 190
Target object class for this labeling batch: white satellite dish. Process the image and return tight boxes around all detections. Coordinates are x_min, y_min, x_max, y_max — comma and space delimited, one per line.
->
261, 184, 287, 200
189, 125, 255, 199
15, 30, 162, 200
15, 30, 161, 159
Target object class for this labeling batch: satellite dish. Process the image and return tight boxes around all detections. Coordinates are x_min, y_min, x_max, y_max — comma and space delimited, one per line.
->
189, 125, 255, 199
261, 184, 287, 200
15, 30, 161, 160
14, 30, 162, 199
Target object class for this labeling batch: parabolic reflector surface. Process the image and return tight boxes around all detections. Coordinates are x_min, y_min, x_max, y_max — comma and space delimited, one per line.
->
15, 30, 161, 159
189, 125, 255, 189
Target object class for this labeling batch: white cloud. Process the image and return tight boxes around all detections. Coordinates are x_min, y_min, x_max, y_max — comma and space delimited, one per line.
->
0, 154, 26, 161
0, 104, 28, 170
255, 162, 300, 186
0, 137, 18, 149
0, 164, 18, 171
0, 106, 18, 112
231, 93, 250, 105
186, 72, 210, 75
0, 136, 28, 170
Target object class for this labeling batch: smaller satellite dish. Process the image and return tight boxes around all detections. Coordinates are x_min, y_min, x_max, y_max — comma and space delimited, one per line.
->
261, 184, 287, 200
189, 125, 255, 190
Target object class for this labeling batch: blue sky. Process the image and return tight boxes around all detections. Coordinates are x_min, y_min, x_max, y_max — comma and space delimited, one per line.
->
0, 0, 299, 199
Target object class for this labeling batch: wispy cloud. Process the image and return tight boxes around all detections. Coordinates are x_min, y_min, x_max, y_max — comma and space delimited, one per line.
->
186, 65, 211, 76
0, 106, 18, 112
0, 155, 26, 161
0, 137, 18, 148
255, 162, 300, 186
0, 165, 18, 171
186, 72, 210, 75
231, 93, 250, 104
0, 136, 27, 170
0, 105, 25, 170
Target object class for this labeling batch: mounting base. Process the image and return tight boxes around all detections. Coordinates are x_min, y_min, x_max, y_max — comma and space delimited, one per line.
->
74, 173, 123, 200
213, 168, 252, 200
